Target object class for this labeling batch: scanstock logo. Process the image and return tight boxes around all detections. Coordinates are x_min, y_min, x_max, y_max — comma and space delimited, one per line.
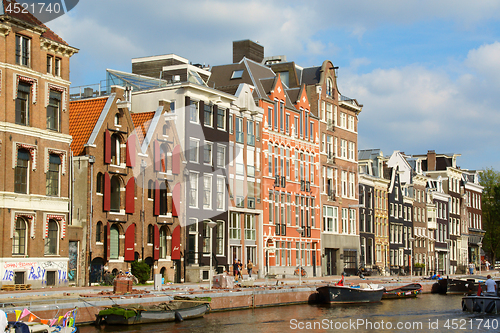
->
4, 0, 79, 24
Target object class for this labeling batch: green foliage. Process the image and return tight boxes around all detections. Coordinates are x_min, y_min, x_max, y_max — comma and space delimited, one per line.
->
414, 263, 425, 268
479, 168, 500, 263
131, 260, 151, 284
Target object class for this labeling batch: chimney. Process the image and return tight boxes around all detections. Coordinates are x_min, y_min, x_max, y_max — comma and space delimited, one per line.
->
233, 40, 264, 64
427, 150, 436, 171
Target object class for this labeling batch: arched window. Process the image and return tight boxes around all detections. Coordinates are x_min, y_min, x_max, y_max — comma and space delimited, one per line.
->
44, 219, 58, 255
110, 134, 121, 165
160, 143, 167, 172
96, 172, 104, 194
12, 217, 27, 255
162, 124, 168, 136
110, 224, 119, 259
96, 221, 103, 242
326, 78, 333, 97
15, 149, 30, 194
148, 180, 154, 199
110, 175, 121, 212
46, 154, 61, 196
159, 226, 168, 259
147, 224, 154, 244
114, 113, 120, 126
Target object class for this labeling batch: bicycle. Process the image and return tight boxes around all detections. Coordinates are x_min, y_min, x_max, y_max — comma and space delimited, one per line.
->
294, 266, 307, 277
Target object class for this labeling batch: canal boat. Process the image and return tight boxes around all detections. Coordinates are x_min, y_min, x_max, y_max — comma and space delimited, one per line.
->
96, 301, 209, 325
462, 295, 500, 313
382, 283, 422, 299
7, 322, 78, 333
316, 283, 384, 304
431, 277, 480, 294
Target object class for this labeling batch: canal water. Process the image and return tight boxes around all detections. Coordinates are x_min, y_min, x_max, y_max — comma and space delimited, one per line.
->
79, 294, 500, 332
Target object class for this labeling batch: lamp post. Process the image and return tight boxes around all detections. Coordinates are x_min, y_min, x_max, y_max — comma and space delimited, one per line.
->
409, 236, 415, 281
297, 226, 304, 286
446, 239, 451, 276
207, 221, 217, 290
478, 242, 483, 275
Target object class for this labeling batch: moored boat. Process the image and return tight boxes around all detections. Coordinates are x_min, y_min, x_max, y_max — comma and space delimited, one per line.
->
7, 322, 77, 333
462, 295, 500, 313
316, 283, 384, 304
382, 283, 422, 299
96, 301, 209, 325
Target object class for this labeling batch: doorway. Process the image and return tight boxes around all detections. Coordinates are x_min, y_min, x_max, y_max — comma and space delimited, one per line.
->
325, 248, 337, 276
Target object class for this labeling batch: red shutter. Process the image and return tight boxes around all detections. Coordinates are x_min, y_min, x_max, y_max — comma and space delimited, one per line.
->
124, 224, 135, 261
153, 224, 160, 260
126, 134, 136, 167
125, 178, 135, 214
154, 180, 160, 216
154, 140, 160, 172
171, 225, 181, 260
104, 129, 111, 164
103, 172, 111, 212
172, 145, 180, 175
172, 183, 180, 217
106, 222, 111, 261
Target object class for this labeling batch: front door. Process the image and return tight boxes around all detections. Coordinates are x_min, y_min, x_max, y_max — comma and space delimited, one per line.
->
325, 248, 337, 276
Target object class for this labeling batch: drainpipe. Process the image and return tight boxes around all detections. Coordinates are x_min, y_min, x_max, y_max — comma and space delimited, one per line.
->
141, 160, 146, 260
88, 156, 95, 286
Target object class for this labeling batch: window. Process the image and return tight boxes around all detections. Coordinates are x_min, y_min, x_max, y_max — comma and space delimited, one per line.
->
47, 91, 61, 131
348, 142, 355, 161
159, 226, 167, 259
230, 213, 240, 240
203, 175, 212, 209
348, 115, 355, 131
247, 120, 255, 146
349, 209, 356, 235
147, 224, 154, 244
44, 220, 58, 255
110, 225, 119, 259
13, 217, 27, 255
235, 117, 243, 143
310, 122, 314, 141
204, 141, 213, 165
268, 107, 272, 129
189, 100, 199, 123
16, 83, 30, 126
280, 101, 284, 132
189, 172, 198, 208
342, 208, 348, 234
326, 78, 333, 97
15, 149, 30, 194
235, 179, 244, 207
16, 35, 30, 66
245, 214, 256, 240
229, 114, 233, 134
247, 150, 255, 177
235, 145, 244, 175
217, 107, 226, 130
216, 176, 225, 210
340, 112, 347, 128
256, 122, 260, 141
231, 69, 244, 79
159, 182, 168, 215
204, 104, 213, 127
217, 144, 226, 168
46, 154, 60, 196
341, 171, 347, 197
285, 114, 290, 133
189, 138, 199, 163
247, 181, 255, 208
216, 221, 224, 255
341, 139, 347, 158
323, 206, 338, 233
110, 134, 121, 165
47, 55, 53, 74
110, 176, 121, 212
96, 221, 103, 243
294, 117, 298, 138
55, 58, 61, 77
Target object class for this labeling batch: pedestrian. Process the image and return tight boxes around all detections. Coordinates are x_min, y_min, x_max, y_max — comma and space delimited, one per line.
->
237, 259, 243, 280
469, 262, 475, 275
485, 275, 497, 296
232, 259, 239, 282
247, 260, 253, 279
486, 260, 491, 271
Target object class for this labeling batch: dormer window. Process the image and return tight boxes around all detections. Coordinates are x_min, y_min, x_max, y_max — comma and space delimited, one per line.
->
231, 70, 244, 79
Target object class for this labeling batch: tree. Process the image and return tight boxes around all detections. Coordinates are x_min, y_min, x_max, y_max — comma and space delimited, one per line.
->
479, 168, 500, 264
131, 260, 151, 284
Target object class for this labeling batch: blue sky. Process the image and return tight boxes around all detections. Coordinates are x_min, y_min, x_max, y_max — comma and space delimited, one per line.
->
49, 0, 500, 171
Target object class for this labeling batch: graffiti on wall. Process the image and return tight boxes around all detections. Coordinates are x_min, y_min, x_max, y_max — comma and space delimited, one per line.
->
2, 261, 68, 284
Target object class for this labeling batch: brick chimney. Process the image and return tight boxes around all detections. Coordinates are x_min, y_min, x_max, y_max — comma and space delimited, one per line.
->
233, 40, 264, 63
427, 150, 436, 171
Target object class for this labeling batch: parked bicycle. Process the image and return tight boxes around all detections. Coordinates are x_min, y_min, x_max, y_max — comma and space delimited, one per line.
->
294, 266, 307, 277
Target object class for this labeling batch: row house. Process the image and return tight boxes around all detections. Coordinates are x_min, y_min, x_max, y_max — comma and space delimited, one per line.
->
0, 5, 78, 288
210, 41, 322, 277
128, 55, 235, 282
69, 86, 184, 285
265, 54, 363, 276
462, 170, 484, 265
427, 176, 450, 274
358, 150, 390, 274
358, 175, 375, 269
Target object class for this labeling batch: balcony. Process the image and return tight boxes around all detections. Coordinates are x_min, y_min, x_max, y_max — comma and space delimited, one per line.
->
339, 95, 362, 112
300, 180, 305, 192
328, 190, 336, 201
274, 175, 280, 187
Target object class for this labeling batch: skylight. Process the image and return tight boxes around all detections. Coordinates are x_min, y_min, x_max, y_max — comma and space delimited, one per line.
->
231, 69, 244, 79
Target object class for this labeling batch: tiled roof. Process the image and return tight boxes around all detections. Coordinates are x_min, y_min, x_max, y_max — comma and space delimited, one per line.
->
69, 97, 108, 156
131, 112, 155, 145
1, 0, 69, 45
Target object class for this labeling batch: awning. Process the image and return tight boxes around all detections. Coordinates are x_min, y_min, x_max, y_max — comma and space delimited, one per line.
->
171, 225, 181, 260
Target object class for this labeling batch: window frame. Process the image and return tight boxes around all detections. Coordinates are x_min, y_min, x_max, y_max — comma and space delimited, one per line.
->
46, 154, 61, 196
15, 35, 30, 67
44, 219, 59, 255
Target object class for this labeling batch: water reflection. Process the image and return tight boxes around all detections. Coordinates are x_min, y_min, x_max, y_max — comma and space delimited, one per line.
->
79, 294, 500, 333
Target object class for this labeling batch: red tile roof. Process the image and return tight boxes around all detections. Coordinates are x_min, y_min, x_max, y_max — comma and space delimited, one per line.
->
131, 112, 155, 145
69, 97, 108, 156
1, 0, 69, 45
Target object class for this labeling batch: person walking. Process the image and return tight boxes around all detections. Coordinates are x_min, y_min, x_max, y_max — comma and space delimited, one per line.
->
233, 259, 239, 282
247, 260, 254, 279
237, 259, 243, 280
469, 262, 475, 275
486, 260, 491, 271
485, 275, 497, 296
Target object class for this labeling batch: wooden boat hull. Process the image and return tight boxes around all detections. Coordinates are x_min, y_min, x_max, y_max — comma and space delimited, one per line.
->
462, 295, 500, 313
98, 303, 208, 325
382, 283, 422, 299
317, 285, 384, 304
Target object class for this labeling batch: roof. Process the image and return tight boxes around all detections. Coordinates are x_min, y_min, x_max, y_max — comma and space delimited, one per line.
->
131, 112, 155, 145
69, 97, 108, 156
301, 66, 321, 85
1, 0, 68, 45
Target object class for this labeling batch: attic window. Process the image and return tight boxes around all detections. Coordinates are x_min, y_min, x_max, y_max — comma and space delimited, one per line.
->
231, 70, 244, 79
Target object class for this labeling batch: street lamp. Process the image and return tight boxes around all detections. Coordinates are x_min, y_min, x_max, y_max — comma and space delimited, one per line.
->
409, 236, 415, 281
478, 242, 483, 275
207, 221, 217, 290
445, 239, 451, 276
297, 226, 304, 286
